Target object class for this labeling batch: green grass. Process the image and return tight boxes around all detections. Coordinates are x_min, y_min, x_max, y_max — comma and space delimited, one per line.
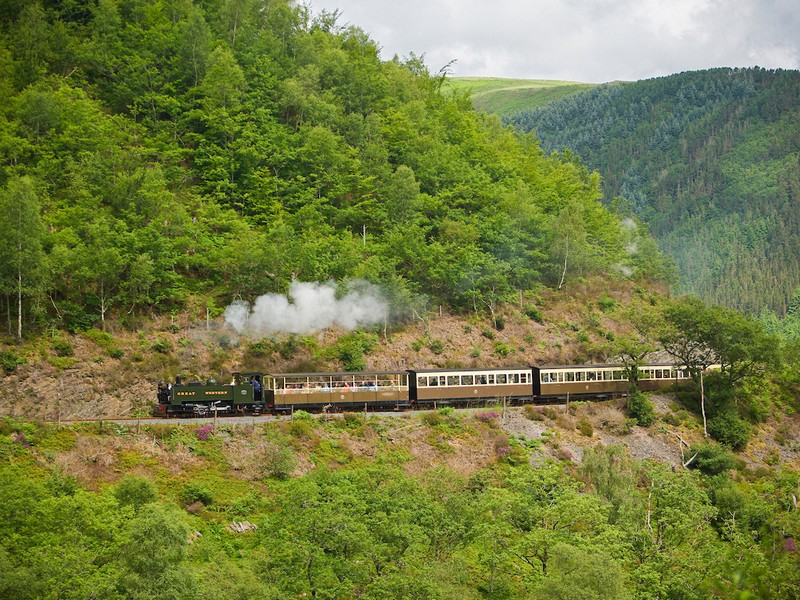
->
445, 77, 596, 115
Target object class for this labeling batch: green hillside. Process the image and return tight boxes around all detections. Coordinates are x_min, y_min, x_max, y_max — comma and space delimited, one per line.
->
0, 1, 662, 339
507, 69, 800, 317
447, 77, 595, 115
2, 405, 799, 599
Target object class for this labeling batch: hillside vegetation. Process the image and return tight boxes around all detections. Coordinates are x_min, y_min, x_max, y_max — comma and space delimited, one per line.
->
507, 68, 800, 317
1, 398, 798, 599
0, 1, 661, 341
446, 77, 595, 116
0, 4, 799, 598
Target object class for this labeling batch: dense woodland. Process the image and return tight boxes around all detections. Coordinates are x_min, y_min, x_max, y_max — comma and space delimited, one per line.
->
507, 68, 800, 318
2, 408, 800, 600
0, 0, 670, 339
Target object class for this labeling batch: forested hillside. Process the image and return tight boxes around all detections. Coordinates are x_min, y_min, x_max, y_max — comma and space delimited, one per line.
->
0, 0, 665, 339
507, 68, 800, 317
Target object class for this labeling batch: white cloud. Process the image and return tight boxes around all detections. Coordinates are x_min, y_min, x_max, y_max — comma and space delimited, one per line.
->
306, 0, 800, 82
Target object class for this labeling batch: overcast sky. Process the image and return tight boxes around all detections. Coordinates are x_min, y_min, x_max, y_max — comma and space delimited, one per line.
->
306, 0, 800, 83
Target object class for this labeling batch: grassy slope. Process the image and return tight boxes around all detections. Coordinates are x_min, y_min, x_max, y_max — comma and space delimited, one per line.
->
446, 77, 596, 115
5, 394, 797, 499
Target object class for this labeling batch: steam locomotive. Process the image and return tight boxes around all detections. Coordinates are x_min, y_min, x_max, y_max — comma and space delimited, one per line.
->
155, 363, 695, 417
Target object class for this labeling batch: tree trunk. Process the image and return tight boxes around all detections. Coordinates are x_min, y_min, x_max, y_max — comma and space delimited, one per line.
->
17, 270, 22, 339
701, 370, 708, 437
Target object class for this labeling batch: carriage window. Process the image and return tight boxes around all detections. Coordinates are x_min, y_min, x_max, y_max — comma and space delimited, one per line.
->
613, 370, 624, 380
497, 374, 507, 384
511, 373, 520, 384
655, 370, 663, 379
418, 377, 428, 387
520, 373, 528, 384
460, 375, 474, 385
478, 375, 487, 385
576, 372, 586, 382
586, 371, 596, 381
487, 374, 495, 384
557, 372, 564, 382
445, 376, 457, 386
566, 372, 575, 382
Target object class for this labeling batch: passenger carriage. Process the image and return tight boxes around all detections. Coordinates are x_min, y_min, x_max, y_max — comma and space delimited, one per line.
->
410, 367, 535, 406
269, 370, 410, 412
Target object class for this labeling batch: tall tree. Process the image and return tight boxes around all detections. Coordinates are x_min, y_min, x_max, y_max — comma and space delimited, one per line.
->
659, 296, 780, 435
0, 176, 44, 338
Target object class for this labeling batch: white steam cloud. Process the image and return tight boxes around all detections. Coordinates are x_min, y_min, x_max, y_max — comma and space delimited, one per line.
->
612, 218, 639, 277
621, 218, 639, 255
224, 280, 389, 335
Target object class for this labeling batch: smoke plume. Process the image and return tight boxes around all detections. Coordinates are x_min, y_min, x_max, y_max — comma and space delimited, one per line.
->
224, 280, 389, 335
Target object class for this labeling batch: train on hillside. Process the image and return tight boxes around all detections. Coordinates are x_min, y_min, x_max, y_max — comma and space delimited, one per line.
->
155, 363, 699, 417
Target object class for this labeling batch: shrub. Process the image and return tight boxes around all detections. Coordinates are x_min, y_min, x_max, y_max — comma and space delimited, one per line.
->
277, 336, 299, 359
542, 407, 559, 420
661, 412, 681, 426
628, 390, 656, 426
84, 329, 123, 358
260, 441, 295, 480
525, 305, 544, 323
481, 329, 495, 340
332, 331, 376, 371
708, 410, 751, 450
114, 476, 158, 510
196, 425, 214, 441
421, 411, 442, 427
247, 339, 273, 358
292, 410, 314, 422
475, 411, 499, 423
577, 418, 594, 437
597, 296, 617, 313
51, 337, 74, 357
151, 338, 172, 354
493, 433, 512, 459
689, 442, 737, 475
0, 350, 25, 374
61, 301, 95, 333
523, 405, 545, 421
494, 316, 505, 330
493, 342, 512, 358
179, 481, 213, 506
343, 412, 363, 428
289, 418, 314, 439
428, 339, 444, 354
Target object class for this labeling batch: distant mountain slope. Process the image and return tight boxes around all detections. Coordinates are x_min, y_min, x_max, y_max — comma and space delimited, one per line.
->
447, 77, 595, 115
507, 68, 800, 316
